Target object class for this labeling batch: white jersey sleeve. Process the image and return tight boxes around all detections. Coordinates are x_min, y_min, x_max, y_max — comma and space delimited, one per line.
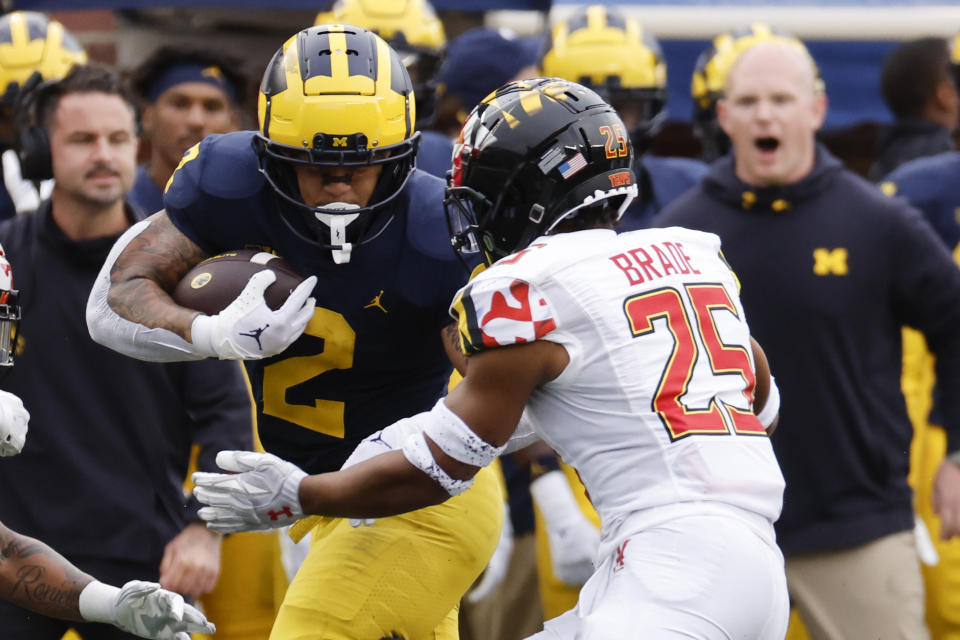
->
450, 274, 558, 354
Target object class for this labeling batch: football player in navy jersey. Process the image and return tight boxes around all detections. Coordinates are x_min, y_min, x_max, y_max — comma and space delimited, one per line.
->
88, 24, 501, 640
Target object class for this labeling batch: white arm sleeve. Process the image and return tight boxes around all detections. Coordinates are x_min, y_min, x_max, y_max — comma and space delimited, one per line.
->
86, 219, 209, 362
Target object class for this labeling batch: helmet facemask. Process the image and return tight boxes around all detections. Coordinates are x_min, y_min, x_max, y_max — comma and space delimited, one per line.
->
446, 78, 638, 267
256, 25, 419, 264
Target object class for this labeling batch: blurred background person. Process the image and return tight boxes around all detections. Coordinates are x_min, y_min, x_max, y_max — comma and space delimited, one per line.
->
430, 26, 540, 138
0, 62, 253, 639
0, 10, 86, 218
690, 22, 823, 164
869, 37, 959, 182
655, 39, 960, 640
126, 44, 244, 216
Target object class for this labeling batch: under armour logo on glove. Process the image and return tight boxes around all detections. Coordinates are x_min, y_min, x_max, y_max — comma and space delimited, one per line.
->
268, 506, 294, 521
192, 450, 308, 533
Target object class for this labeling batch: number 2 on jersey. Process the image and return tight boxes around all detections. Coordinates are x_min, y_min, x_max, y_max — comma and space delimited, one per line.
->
623, 283, 766, 440
261, 307, 354, 438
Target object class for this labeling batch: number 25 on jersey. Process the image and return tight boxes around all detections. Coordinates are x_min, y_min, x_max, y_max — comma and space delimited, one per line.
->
624, 283, 767, 440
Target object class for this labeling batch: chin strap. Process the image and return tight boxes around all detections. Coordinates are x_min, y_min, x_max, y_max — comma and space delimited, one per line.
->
314, 202, 360, 264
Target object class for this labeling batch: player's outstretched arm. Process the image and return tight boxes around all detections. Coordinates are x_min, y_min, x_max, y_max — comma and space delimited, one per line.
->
0, 522, 214, 639
193, 340, 569, 530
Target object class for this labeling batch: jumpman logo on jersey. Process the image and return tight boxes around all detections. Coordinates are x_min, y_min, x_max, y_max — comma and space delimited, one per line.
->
239, 324, 269, 350
364, 290, 388, 314
367, 430, 391, 450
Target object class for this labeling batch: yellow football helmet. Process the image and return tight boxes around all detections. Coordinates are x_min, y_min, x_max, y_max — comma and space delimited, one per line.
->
256, 24, 418, 261
539, 5, 666, 150
0, 11, 87, 105
315, 0, 444, 126
691, 23, 822, 160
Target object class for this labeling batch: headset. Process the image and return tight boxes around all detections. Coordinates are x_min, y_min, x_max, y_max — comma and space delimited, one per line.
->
13, 71, 59, 182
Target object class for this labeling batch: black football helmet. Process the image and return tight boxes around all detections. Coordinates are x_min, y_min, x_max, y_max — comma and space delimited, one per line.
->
446, 77, 638, 265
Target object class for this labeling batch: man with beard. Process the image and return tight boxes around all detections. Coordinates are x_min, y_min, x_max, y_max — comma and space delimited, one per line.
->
0, 63, 253, 638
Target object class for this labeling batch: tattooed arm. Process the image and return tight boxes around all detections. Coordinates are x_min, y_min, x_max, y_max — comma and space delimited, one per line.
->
0, 521, 217, 636
0, 520, 92, 621
106, 210, 207, 341
88, 211, 317, 362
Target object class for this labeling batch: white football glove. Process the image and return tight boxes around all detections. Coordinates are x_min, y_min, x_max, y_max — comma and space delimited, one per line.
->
466, 502, 513, 603
531, 470, 600, 587
193, 450, 307, 533
79, 580, 214, 640
190, 270, 317, 360
0, 389, 29, 457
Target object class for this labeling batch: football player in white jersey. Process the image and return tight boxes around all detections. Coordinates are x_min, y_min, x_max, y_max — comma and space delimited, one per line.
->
0, 245, 214, 640
192, 78, 789, 639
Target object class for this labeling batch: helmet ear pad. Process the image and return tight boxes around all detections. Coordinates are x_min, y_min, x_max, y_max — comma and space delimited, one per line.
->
13, 72, 54, 182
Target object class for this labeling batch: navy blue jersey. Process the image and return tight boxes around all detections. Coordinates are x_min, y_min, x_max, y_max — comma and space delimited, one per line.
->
164, 131, 467, 473
883, 151, 960, 253
128, 164, 164, 217
618, 155, 707, 231
416, 130, 454, 180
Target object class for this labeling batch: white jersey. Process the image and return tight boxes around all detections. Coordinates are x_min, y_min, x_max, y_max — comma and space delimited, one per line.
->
451, 227, 784, 535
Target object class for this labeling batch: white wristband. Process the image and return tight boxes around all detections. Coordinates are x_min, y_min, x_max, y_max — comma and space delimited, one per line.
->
78, 580, 119, 623
190, 314, 215, 357
756, 375, 780, 429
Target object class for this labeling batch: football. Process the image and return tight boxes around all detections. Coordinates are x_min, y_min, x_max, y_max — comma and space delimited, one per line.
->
172, 249, 306, 315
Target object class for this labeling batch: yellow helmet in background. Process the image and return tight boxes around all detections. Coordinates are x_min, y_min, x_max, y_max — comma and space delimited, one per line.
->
315, 0, 444, 126
692, 22, 822, 159
539, 5, 667, 151
256, 24, 418, 260
315, 0, 444, 52
0, 11, 87, 104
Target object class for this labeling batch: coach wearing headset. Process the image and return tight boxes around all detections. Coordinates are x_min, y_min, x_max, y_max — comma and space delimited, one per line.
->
0, 63, 252, 639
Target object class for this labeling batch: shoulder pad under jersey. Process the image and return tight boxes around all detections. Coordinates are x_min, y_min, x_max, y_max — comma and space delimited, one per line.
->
164, 131, 266, 211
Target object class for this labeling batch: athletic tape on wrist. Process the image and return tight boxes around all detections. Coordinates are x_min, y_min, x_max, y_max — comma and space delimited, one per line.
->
401, 432, 473, 496
423, 399, 506, 467
78, 581, 120, 623
756, 375, 780, 429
